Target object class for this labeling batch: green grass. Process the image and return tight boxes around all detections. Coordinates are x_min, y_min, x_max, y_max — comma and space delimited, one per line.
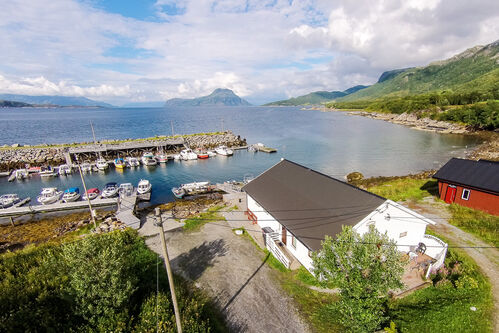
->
366, 179, 438, 202
388, 246, 494, 332
182, 205, 225, 231
447, 204, 499, 247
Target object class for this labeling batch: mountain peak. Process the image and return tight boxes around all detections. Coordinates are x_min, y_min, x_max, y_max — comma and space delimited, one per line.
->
165, 88, 251, 107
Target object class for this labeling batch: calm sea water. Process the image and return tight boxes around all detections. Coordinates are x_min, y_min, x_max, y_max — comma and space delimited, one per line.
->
0, 106, 480, 205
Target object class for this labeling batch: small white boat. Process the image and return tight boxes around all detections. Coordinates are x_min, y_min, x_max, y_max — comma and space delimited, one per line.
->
173, 154, 181, 160
0, 194, 21, 208
83, 188, 100, 200
156, 154, 168, 163
119, 183, 134, 196
180, 149, 198, 160
101, 182, 119, 198
39, 166, 57, 178
247, 145, 257, 152
58, 164, 72, 176
137, 179, 152, 194
171, 187, 185, 199
8, 169, 28, 182
215, 145, 233, 156
37, 187, 62, 205
141, 152, 157, 166
80, 163, 92, 173
182, 181, 210, 192
62, 187, 80, 202
127, 157, 140, 167
207, 150, 217, 157
96, 158, 109, 170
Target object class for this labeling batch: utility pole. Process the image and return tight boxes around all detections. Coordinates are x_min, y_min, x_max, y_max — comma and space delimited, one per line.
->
171, 120, 175, 136
154, 208, 182, 333
76, 156, 96, 228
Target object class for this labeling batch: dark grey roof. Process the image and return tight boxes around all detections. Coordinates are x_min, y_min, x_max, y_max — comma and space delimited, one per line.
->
242, 159, 386, 251
433, 158, 499, 193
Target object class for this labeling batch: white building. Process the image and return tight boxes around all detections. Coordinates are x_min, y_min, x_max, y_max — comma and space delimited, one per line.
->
242, 159, 447, 276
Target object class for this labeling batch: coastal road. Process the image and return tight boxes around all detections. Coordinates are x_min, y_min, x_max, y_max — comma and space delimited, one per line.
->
139, 212, 309, 333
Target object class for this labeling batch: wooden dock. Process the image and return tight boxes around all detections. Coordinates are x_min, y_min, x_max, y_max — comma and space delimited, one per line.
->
257, 146, 277, 153
116, 191, 140, 229
0, 198, 118, 218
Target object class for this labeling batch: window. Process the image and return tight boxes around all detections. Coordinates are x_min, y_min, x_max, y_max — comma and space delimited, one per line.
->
462, 189, 471, 200
399, 231, 407, 238
291, 236, 297, 249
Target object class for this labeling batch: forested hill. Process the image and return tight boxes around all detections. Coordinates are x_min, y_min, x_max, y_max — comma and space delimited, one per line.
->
339, 40, 499, 102
0, 100, 32, 107
265, 85, 368, 106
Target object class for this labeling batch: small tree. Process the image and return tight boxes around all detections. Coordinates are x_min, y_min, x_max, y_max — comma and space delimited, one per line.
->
312, 226, 406, 332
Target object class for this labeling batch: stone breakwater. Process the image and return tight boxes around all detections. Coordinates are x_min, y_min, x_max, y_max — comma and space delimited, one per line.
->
0, 131, 246, 172
348, 111, 469, 134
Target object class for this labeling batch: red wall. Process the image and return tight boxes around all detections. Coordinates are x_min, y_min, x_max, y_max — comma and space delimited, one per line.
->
438, 181, 499, 215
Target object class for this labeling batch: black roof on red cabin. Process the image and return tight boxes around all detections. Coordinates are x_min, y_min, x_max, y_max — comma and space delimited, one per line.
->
433, 158, 499, 193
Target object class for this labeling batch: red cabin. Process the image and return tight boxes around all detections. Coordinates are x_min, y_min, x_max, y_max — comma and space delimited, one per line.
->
433, 158, 499, 215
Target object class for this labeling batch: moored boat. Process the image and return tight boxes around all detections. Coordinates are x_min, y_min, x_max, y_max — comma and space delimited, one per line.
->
207, 150, 217, 157
114, 157, 126, 170
156, 154, 168, 163
141, 152, 157, 166
58, 164, 72, 176
127, 157, 140, 167
80, 162, 92, 173
62, 187, 80, 202
119, 183, 134, 196
101, 182, 119, 198
0, 194, 21, 208
215, 145, 233, 156
39, 166, 57, 178
171, 181, 211, 198
180, 149, 198, 160
96, 158, 109, 170
197, 151, 209, 159
83, 188, 100, 200
37, 187, 63, 205
171, 187, 185, 199
137, 179, 152, 194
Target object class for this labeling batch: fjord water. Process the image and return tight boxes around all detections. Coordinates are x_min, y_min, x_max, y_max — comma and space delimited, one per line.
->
0, 106, 480, 205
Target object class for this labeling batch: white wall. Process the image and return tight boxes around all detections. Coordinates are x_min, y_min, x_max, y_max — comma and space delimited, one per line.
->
354, 200, 433, 253
285, 230, 314, 272
247, 195, 281, 232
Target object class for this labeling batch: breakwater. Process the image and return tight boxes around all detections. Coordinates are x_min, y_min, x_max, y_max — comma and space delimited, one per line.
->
0, 131, 246, 171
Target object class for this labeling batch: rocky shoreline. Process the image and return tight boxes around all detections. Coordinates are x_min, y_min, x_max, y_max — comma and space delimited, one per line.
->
0, 131, 246, 172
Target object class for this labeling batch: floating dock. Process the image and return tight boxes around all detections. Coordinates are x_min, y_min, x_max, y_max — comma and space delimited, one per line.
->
257, 146, 277, 153
116, 191, 140, 229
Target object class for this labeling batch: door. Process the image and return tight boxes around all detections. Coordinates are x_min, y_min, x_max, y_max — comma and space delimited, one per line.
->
444, 185, 457, 203
282, 226, 287, 245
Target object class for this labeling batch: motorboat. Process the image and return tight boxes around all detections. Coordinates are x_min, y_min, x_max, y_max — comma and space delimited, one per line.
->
179, 149, 198, 160
247, 145, 257, 152
58, 164, 72, 176
119, 183, 134, 196
114, 157, 126, 170
171, 187, 186, 199
8, 169, 28, 182
172, 154, 181, 160
197, 151, 209, 159
27, 166, 41, 173
141, 152, 157, 166
96, 158, 109, 170
207, 150, 217, 158
137, 179, 152, 194
101, 182, 119, 198
156, 154, 168, 163
0, 194, 21, 208
39, 166, 57, 178
127, 157, 140, 167
80, 163, 92, 173
215, 145, 233, 156
37, 187, 62, 205
62, 187, 80, 202
83, 188, 100, 200
181, 181, 210, 195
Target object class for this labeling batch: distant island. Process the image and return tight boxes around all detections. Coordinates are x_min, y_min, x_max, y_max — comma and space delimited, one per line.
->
0, 94, 113, 108
0, 100, 32, 108
164, 88, 251, 107
265, 85, 369, 106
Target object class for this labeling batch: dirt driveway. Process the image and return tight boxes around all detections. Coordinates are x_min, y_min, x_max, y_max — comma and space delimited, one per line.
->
140, 213, 309, 333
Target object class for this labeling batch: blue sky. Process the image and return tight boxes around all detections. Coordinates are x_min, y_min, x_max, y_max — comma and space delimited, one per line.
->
0, 0, 497, 105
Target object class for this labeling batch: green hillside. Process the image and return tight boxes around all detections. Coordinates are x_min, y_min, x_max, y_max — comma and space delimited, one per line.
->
265, 85, 368, 106
340, 41, 499, 102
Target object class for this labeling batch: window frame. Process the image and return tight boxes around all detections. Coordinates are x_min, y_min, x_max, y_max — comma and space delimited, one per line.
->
291, 235, 297, 249
461, 188, 471, 201
399, 231, 408, 238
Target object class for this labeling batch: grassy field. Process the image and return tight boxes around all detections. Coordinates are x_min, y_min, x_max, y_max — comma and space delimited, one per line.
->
365, 178, 438, 202
182, 205, 225, 231
447, 204, 499, 247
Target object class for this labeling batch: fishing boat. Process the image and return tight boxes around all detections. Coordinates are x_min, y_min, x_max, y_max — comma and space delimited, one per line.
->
39, 166, 57, 178
171, 187, 186, 199
37, 187, 63, 205
215, 145, 233, 156
137, 179, 152, 194
114, 157, 126, 170
127, 157, 140, 167
101, 182, 119, 198
156, 154, 168, 163
180, 149, 198, 160
0, 194, 21, 208
62, 187, 80, 202
119, 183, 134, 196
96, 158, 109, 170
207, 150, 217, 157
58, 164, 72, 176
141, 152, 157, 166
82, 188, 100, 200
80, 162, 92, 173
197, 151, 209, 159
